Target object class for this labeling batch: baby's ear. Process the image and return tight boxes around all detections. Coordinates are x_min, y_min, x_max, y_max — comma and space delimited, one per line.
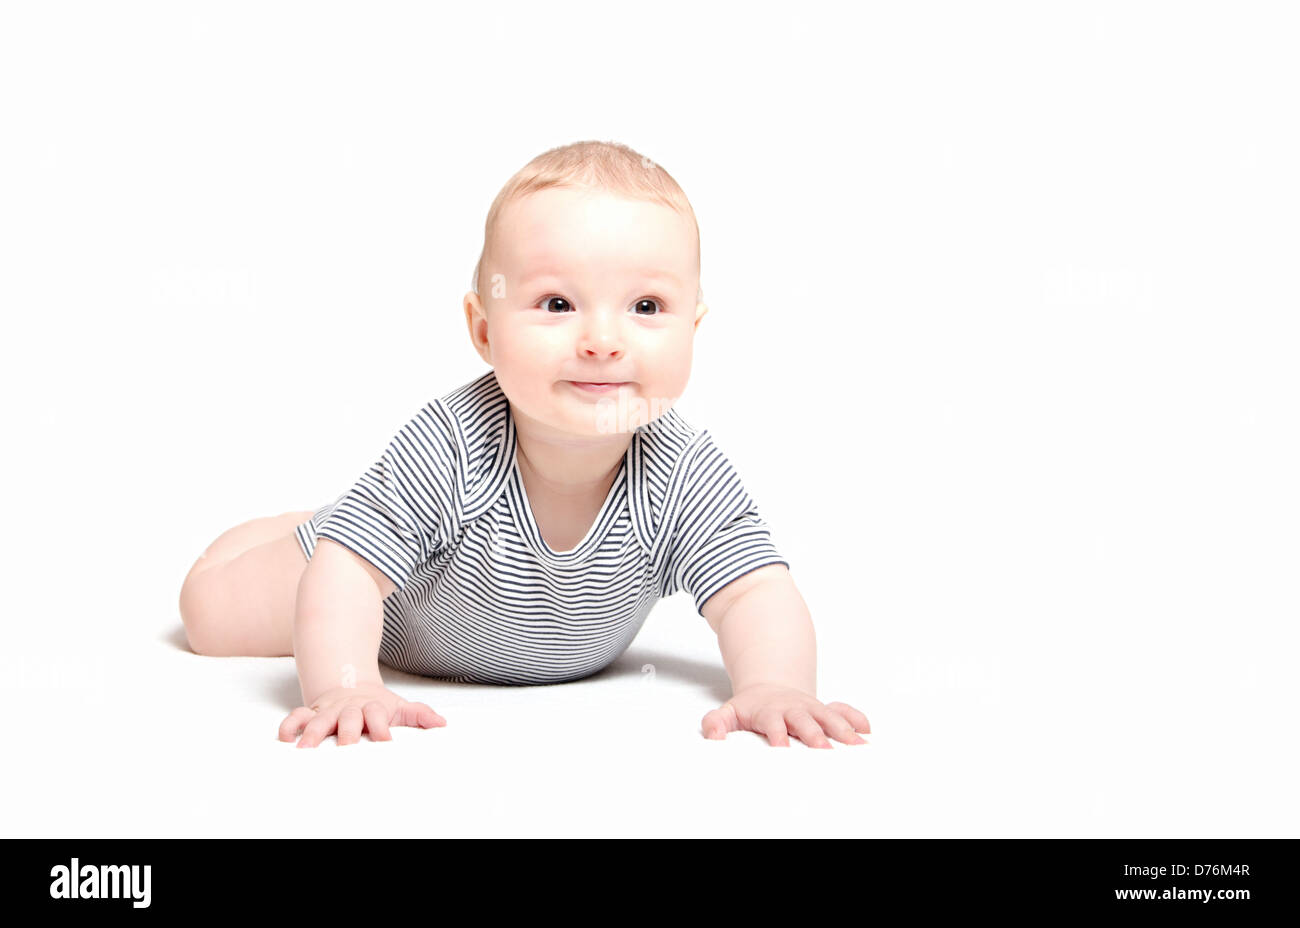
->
694, 301, 709, 330
464, 291, 492, 363
463, 290, 480, 332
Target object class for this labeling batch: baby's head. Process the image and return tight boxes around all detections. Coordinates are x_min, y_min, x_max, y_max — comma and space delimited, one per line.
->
464, 140, 707, 440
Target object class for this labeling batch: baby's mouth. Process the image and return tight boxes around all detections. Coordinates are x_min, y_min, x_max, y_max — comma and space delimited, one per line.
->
566, 381, 629, 394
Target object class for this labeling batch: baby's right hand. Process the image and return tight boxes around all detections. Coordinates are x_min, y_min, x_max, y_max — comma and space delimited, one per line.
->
278, 683, 446, 748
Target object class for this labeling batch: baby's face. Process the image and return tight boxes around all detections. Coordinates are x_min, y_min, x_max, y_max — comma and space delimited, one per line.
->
466, 186, 705, 439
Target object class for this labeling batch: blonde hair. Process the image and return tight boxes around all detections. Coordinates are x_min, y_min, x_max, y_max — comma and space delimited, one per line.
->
471, 139, 703, 303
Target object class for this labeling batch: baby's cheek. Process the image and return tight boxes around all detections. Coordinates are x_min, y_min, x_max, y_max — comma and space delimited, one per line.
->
644, 355, 692, 404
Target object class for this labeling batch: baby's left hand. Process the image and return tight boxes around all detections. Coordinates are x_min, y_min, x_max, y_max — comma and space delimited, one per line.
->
701, 683, 871, 748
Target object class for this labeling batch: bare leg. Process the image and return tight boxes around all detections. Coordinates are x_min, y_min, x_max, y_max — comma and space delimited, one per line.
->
183, 511, 314, 583
179, 511, 315, 657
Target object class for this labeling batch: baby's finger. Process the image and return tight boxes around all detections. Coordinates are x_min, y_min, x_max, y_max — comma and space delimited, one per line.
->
297, 709, 339, 749
336, 706, 364, 746
363, 701, 392, 741
784, 708, 832, 749
278, 707, 316, 742
700, 704, 738, 740
755, 707, 790, 747
811, 705, 867, 745
825, 701, 871, 734
393, 701, 446, 729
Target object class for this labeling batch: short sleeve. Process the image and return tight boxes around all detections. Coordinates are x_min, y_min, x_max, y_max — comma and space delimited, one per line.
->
662, 431, 789, 616
314, 403, 453, 593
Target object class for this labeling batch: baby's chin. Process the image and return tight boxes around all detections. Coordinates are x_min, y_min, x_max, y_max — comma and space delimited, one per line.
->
544, 395, 678, 438
553, 406, 646, 438
584, 395, 681, 436
502, 377, 684, 435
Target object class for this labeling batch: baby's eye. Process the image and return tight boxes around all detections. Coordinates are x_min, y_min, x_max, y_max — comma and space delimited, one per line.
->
631, 298, 663, 316
540, 296, 572, 313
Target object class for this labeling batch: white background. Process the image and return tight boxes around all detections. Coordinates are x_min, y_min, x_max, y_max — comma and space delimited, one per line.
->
1, 1, 1295, 837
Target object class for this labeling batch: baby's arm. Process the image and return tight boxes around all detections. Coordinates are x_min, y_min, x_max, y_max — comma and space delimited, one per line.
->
700, 564, 870, 747
279, 539, 444, 747
294, 538, 392, 700
702, 564, 815, 694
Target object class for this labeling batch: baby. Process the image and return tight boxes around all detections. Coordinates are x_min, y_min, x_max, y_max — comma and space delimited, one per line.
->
179, 140, 870, 749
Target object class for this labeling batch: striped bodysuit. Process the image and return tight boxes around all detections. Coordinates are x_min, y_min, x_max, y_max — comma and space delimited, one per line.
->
295, 368, 788, 685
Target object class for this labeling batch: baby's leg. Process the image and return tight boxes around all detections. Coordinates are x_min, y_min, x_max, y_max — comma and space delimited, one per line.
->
179, 511, 314, 657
